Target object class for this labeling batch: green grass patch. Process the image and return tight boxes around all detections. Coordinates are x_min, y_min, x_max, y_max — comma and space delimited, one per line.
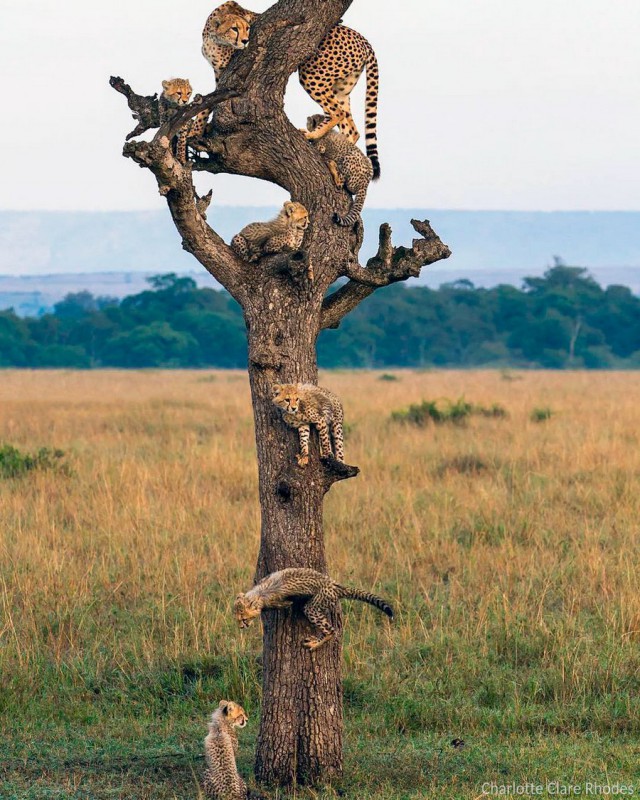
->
0, 443, 67, 479
531, 407, 554, 422
391, 398, 508, 426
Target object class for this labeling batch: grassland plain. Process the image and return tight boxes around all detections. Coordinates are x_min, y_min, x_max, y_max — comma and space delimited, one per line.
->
1, 369, 639, 800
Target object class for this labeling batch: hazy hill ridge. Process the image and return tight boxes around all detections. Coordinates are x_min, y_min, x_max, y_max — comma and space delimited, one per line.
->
1, 209, 639, 315
2, 209, 639, 273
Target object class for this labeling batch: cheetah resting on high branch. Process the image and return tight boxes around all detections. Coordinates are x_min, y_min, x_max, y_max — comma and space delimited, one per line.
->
202, 2, 257, 82
272, 383, 345, 467
230, 202, 309, 262
234, 568, 394, 651
203, 700, 248, 800
307, 114, 373, 227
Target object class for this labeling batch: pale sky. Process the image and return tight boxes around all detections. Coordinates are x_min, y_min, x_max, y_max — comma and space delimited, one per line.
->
2, 0, 639, 211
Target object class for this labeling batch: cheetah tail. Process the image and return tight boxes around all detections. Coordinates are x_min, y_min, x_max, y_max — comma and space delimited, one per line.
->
334, 186, 366, 227
337, 585, 394, 619
364, 50, 381, 181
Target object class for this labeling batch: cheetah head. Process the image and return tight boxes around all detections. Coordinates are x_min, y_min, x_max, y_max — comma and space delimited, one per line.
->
272, 383, 301, 414
234, 593, 262, 628
161, 78, 193, 105
216, 700, 248, 728
282, 201, 310, 231
209, 14, 251, 49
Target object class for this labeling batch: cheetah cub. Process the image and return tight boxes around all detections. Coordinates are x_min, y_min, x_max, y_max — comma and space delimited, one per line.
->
159, 78, 209, 164
272, 383, 344, 467
307, 114, 374, 227
203, 700, 248, 800
235, 568, 394, 651
231, 202, 309, 262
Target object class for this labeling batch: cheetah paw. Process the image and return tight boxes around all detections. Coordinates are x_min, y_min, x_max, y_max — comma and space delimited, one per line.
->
302, 637, 322, 651
296, 454, 309, 467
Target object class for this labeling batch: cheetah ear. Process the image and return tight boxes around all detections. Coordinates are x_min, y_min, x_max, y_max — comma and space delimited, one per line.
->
283, 202, 296, 217
162, 80, 171, 90
219, 700, 230, 714
272, 383, 281, 395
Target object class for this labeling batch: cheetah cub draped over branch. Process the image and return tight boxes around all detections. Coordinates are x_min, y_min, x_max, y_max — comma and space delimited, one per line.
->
159, 78, 209, 164
231, 202, 309, 262
234, 568, 394, 651
272, 383, 345, 467
203, 700, 248, 800
307, 114, 373, 227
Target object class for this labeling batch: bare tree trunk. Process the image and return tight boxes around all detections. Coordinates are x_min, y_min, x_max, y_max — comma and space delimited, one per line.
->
111, 0, 450, 786
246, 301, 344, 783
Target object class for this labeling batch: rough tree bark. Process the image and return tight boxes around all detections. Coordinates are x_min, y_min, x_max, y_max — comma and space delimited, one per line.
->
112, 0, 450, 787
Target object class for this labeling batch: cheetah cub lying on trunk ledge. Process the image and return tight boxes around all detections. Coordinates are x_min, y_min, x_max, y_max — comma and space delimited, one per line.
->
234, 568, 394, 650
272, 383, 344, 466
307, 114, 374, 227
203, 700, 248, 800
230, 202, 309, 262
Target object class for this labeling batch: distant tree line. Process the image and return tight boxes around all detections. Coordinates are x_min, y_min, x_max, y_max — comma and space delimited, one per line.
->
1, 265, 639, 369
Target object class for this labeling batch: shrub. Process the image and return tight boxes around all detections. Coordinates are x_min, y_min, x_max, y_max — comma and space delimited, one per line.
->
391, 398, 508, 426
531, 407, 554, 423
391, 399, 469, 426
474, 402, 509, 419
378, 373, 399, 382
0, 444, 66, 479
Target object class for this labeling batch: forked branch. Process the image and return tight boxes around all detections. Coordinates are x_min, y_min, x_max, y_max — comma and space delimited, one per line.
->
121, 133, 247, 304
320, 220, 451, 329
109, 76, 159, 141
160, 88, 240, 141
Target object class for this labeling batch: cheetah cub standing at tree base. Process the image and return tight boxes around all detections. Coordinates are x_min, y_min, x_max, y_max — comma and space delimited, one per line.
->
159, 79, 209, 164
202, 1, 257, 82
272, 383, 345, 466
307, 114, 374, 227
230, 202, 309, 262
203, 700, 248, 800
234, 568, 394, 651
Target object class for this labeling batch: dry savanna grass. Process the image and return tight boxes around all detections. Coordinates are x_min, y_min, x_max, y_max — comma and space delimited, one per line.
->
1, 369, 639, 799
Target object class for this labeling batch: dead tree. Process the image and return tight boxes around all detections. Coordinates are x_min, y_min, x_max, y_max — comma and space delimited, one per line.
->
111, 0, 450, 787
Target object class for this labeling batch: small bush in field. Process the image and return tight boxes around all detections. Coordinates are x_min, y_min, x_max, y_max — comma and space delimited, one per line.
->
474, 402, 509, 419
378, 373, 399, 382
391, 397, 507, 426
531, 407, 554, 423
0, 444, 66, 479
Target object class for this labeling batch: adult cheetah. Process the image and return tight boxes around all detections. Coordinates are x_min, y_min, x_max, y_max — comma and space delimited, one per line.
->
299, 24, 381, 179
200, 4, 381, 178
